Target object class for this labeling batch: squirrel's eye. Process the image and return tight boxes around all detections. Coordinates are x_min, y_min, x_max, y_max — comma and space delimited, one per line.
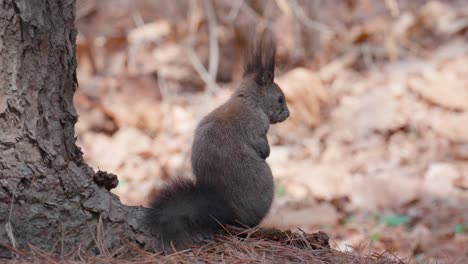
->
278, 95, 285, 104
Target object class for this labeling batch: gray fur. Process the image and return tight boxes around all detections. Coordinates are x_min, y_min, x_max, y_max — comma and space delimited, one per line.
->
144, 30, 289, 250
192, 31, 290, 227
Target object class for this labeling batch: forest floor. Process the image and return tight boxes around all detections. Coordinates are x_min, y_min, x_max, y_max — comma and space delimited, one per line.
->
70, 0, 468, 263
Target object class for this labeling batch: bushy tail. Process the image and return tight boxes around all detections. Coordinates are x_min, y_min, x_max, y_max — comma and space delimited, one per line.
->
143, 178, 232, 250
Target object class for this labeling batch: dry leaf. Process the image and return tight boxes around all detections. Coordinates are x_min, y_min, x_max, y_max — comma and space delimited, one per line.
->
347, 89, 408, 137
423, 162, 460, 196
430, 112, 468, 143
349, 174, 421, 210
408, 71, 468, 111
276, 68, 328, 130
127, 20, 172, 44
265, 202, 340, 228
294, 164, 351, 200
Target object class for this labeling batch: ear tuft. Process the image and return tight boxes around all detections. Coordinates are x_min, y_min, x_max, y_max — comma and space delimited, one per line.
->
243, 29, 276, 86
262, 71, 273, 85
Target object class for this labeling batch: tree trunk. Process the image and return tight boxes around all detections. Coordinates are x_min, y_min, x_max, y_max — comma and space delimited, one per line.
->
0, 0, 153, 258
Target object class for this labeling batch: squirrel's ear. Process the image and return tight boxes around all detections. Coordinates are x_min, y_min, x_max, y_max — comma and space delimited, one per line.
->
261, 71, 273, 85
243, 29, 276, 86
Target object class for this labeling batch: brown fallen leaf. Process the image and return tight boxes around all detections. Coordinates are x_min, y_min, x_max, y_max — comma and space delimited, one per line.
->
430, 112, 468, 143
408, 71, 468, 111
417, 1, 467, 35
453, 143, 468, 160
127, 20, 173, 44
319, 51, 358, 83
264, 202, 340, 229
453, 175, 468, 191
276, 67, 328, 130
341, 89, 408, 137
349, 173, 421, 210
152, 44, 204, 89
423, 162, 460, 196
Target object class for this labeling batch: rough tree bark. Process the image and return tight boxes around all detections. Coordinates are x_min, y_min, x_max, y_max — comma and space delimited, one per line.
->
0, 0, 153, 258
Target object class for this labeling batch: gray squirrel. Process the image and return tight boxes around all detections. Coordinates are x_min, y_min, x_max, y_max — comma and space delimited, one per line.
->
144, 30, 290, 250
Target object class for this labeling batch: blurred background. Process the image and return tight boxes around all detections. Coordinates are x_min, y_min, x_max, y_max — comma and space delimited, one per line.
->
74, 0, 468, 262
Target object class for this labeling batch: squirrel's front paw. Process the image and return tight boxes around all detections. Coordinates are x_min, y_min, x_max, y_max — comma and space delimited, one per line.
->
258, 145, 270, 159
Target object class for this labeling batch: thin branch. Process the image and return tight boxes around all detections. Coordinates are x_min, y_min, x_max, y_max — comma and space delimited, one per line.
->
385, 0, 400, 17
185, 0, 219, 94
227, 0, 245, 22
157, 70, 169, 101
288, 0, 333, 36
283, 0, 305, 59
188, 0, 203, 39
185, 46, 219, 93
203, 0, 219, 94
76, 2, 97, 20
5, 191, 18, 258
131, 11, 144, 27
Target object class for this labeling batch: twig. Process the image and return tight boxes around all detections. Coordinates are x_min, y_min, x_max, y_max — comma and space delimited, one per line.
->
188, 0, 203, 38
385, 0, 400, 17
284, 0, 305, 59
96, 214, 110, 256
186, 46, 219, 93
132, 11, 145, 27
76, 2, 97, 20
157, 70, 169, 101
6, 191, 17, 257
239, 2, 275, 32
127, 11, 145, 75
227, 0, 245, 22
203, 0, 219, 95
288, 0, 333, 37
60, 222, 64, 257
185, 0, 219, 95
258, 0, 275, 32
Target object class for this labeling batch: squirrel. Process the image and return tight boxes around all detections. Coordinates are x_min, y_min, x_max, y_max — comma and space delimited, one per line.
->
143, 30, 290, 251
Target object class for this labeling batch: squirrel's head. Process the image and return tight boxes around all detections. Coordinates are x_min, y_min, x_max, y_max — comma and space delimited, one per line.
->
241, 30, 290, 124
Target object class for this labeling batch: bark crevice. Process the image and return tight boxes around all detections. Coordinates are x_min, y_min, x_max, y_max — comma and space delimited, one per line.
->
0, 0, 155, 258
